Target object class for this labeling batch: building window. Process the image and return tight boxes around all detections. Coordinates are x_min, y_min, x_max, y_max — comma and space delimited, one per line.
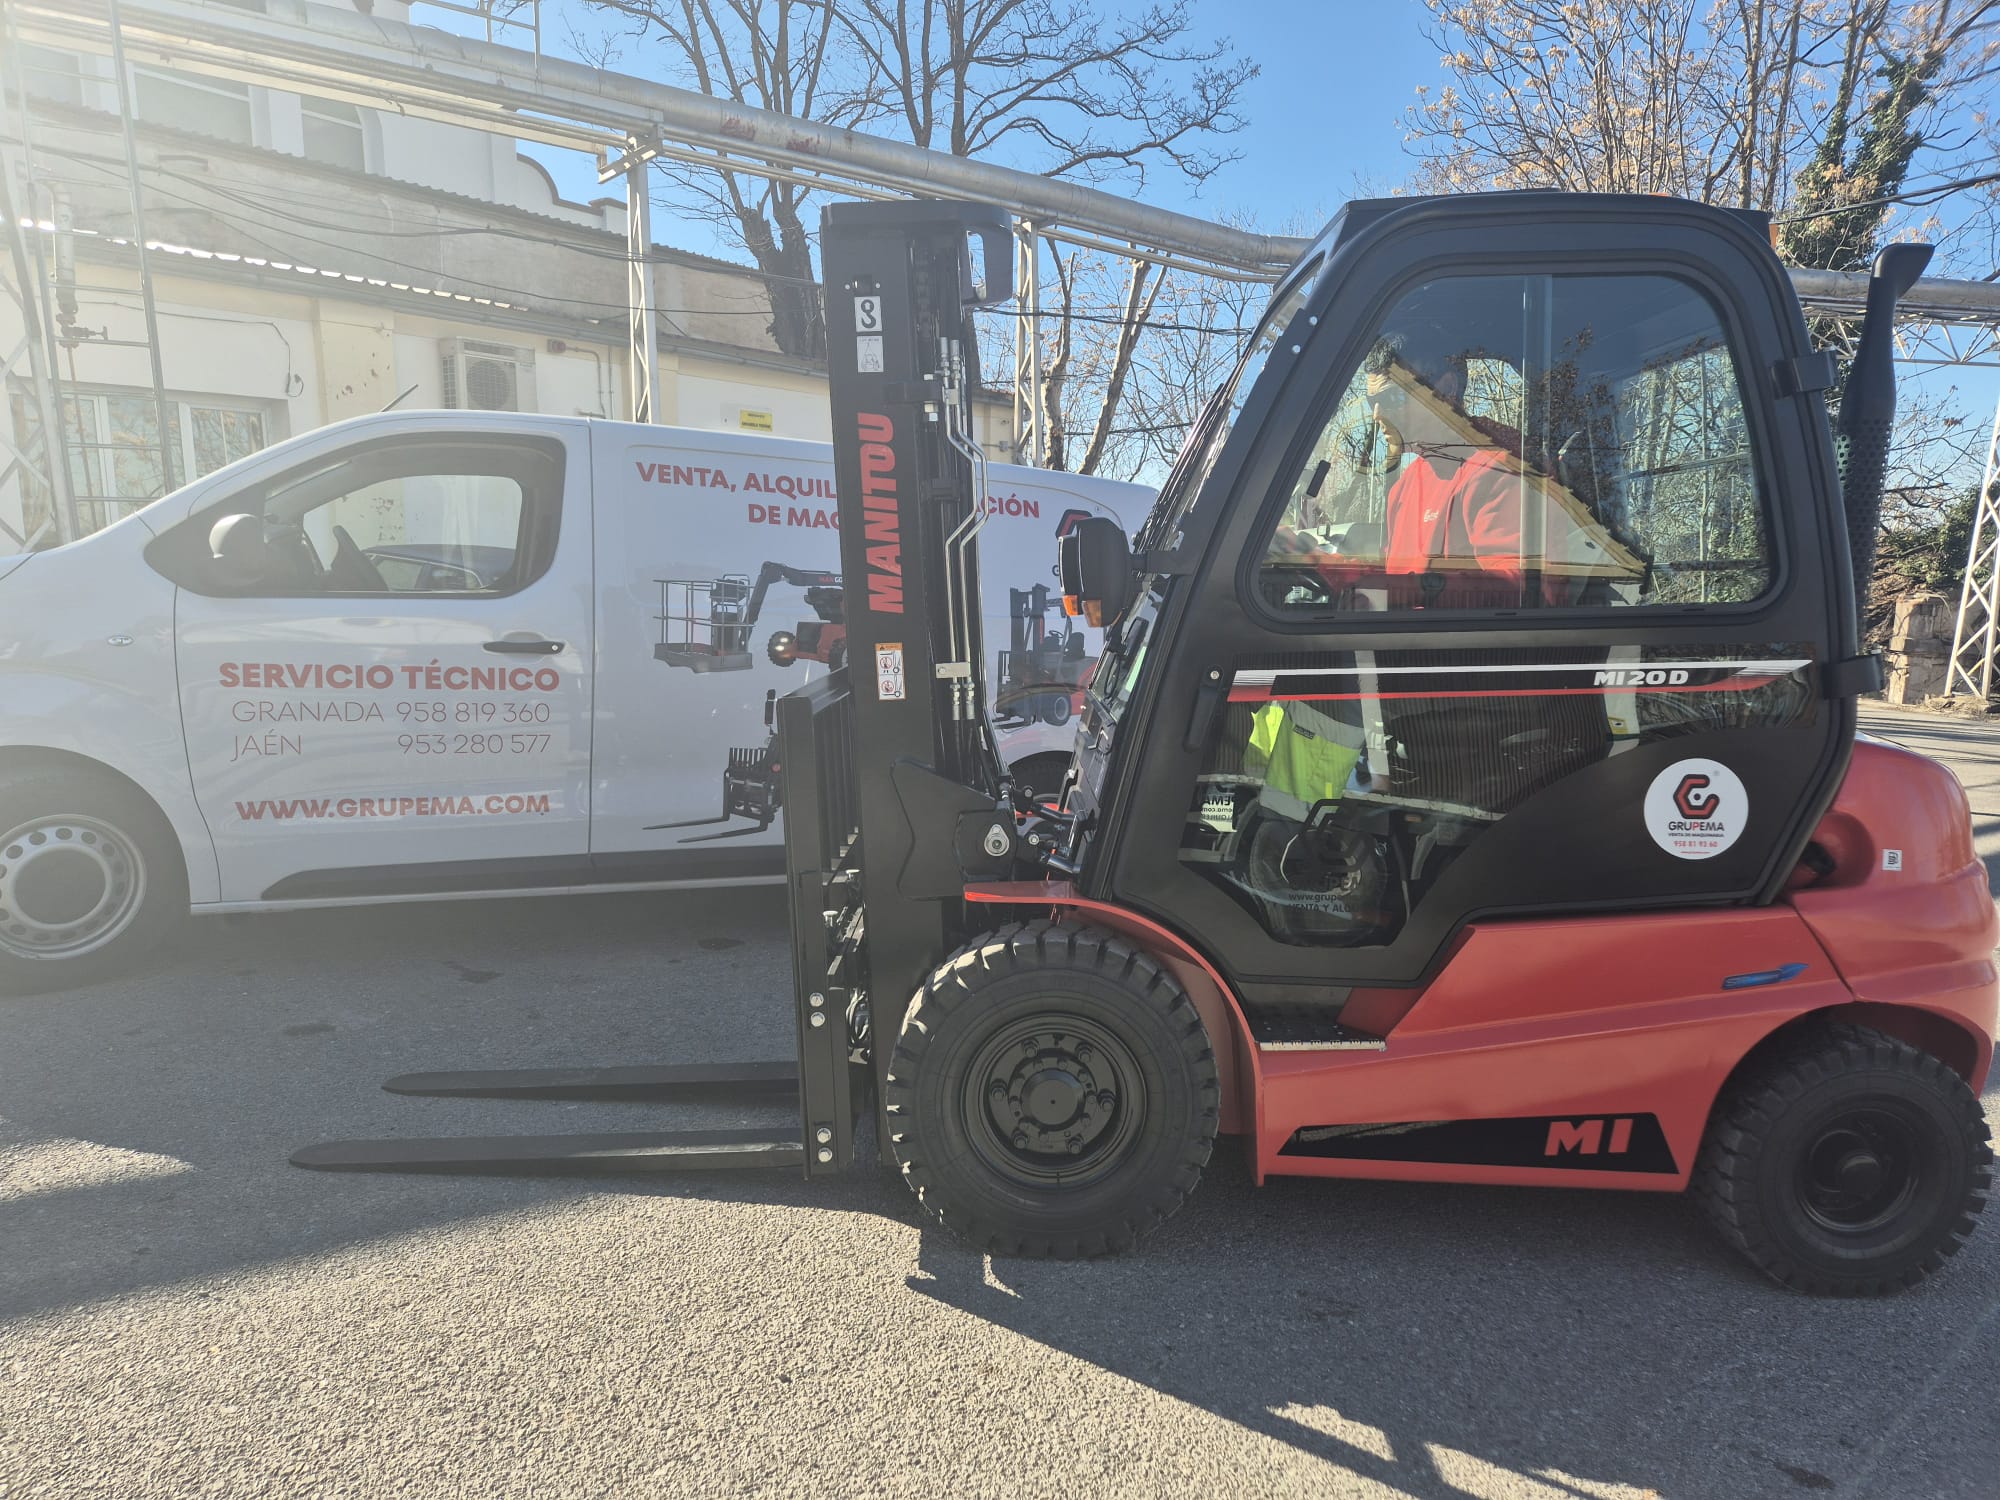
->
7, 386, 275, 536
17, 44, 86, 108
301, 96, 366, 172
132, 67, 253, 145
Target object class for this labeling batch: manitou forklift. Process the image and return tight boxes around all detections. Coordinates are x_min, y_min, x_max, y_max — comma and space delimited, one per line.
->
300, 194, 1995, 1295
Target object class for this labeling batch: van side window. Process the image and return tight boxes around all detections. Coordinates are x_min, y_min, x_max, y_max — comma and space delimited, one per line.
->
1256, 273, 1771, 615
269, 471, 527, 595
151, 438, 564, 598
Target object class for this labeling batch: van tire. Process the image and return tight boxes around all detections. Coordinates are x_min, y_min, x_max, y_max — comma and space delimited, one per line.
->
0, 767, 186, 995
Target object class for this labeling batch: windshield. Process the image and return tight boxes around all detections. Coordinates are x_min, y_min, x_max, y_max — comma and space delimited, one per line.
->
1137, 255, 1323, 554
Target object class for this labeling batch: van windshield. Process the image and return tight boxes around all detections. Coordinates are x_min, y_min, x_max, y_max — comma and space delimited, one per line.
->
1137, 256, 1322, 555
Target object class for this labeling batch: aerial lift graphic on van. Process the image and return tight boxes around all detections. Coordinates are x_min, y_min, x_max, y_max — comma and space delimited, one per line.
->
654, 561, 846, 674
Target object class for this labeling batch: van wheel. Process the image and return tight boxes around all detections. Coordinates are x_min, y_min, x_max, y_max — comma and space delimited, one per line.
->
0, 768, 186, 995
1694, 1023, 1992, 1295
883, 921, 1219, 1258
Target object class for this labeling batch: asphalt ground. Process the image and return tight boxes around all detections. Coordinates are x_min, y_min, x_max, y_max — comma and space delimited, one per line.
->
1, 706, 1996, 1499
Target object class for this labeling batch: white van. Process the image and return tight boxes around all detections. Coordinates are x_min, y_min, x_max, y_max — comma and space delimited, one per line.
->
0, 412, 1147, 990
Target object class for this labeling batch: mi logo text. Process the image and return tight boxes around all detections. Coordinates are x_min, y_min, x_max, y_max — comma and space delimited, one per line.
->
1544, 1117, 1637, 1158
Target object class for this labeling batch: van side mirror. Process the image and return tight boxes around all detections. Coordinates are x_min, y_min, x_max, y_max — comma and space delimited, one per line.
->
208, 513, 274, 585
1057, 516, 1135, 628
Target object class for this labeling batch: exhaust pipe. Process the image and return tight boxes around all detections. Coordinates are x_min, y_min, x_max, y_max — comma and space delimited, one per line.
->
1834, 241, 1932, 620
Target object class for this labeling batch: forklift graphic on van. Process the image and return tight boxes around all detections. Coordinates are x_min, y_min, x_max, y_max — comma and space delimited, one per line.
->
994, 581, 1093, 729
654, 561, 846, 674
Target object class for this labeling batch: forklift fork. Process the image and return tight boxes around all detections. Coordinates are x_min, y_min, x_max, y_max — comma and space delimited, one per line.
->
292, 677, 865, 1177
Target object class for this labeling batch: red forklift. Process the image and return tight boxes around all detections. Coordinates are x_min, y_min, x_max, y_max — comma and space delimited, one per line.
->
299, 195, 1993, 1295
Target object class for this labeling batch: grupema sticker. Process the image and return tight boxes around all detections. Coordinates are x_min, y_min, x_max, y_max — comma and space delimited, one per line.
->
1644, 758, 1747, 861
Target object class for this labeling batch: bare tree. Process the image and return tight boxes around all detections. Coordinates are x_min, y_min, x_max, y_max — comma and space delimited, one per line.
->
1403, 0, 1997, 249
832, 1, 1254, 188
1403, 0, 2000, 539
587, 0, 854, 358
585, 0, 1255, 359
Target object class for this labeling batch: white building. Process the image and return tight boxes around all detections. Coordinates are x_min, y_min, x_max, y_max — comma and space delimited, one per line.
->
1, 0, 1011, 551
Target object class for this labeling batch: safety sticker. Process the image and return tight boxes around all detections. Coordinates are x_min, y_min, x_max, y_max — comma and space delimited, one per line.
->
1643, 757, 1747, 861
876, 642, 906, 701
855, 293, 884, 373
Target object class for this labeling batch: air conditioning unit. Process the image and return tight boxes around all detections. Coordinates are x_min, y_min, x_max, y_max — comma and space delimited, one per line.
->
439, 338, 537, 413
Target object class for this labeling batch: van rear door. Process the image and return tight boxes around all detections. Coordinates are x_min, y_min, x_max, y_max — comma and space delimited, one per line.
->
169, 421, 594, 902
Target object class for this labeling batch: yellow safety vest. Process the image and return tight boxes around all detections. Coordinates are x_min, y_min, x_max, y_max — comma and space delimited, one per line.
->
1246, 701, 1363, 806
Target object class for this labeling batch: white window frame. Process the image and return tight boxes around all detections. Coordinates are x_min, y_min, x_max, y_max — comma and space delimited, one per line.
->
6, 384, 283, 536
131, 65, 256, 146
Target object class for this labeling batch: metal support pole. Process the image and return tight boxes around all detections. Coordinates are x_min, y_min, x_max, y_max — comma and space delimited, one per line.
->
625, 147, 660, 424
1025, 228, 1042, 468
0, 0, 75, 543
1947, 392, 2000, 697
1012, 221, 1036, 465
104, 0, 179, 497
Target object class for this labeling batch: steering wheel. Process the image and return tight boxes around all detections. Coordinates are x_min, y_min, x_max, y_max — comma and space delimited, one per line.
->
329, 524, 389, 592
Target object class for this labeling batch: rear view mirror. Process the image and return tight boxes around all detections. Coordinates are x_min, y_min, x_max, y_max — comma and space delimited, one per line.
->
208, 513, 274, 586
1058, 516, 1135, 627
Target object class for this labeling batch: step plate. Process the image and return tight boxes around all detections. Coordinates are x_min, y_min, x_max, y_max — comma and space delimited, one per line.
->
290, 1127, 807, 1174
382, 1061, 798, 1101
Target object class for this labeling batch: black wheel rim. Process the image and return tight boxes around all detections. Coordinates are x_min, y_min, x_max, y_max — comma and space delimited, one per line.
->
962, 1013, 1145, 1189
1794, 1103, 1928, 1235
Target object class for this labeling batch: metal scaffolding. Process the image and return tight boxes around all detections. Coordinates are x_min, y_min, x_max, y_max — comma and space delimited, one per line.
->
2, 0, 177, 545
1945, 394, 2000, 698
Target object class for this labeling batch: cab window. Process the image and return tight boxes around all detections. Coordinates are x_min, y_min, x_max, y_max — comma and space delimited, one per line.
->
1256, 273, 1771, 615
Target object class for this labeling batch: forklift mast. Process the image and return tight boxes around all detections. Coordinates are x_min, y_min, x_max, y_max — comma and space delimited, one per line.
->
814, 199, 1019, 1049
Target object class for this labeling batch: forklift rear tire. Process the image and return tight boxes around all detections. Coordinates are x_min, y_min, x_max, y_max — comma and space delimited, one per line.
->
884, 921, 1219, 1258
0, 767, 186, 996
1695, 1023, 1992, 1295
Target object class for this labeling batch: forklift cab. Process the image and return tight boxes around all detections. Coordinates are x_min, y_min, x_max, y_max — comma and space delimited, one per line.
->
1063, 195, 1851, 993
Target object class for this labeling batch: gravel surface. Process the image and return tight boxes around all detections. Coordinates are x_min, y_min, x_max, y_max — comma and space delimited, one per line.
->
2, 708, 1996, 1499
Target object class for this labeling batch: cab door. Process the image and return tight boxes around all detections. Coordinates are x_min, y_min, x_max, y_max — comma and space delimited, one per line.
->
1093, 196, 1853, 1002
169, 422, 593, 902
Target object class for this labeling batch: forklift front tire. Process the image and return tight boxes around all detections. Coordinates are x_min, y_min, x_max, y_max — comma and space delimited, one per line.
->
884, 921, 1219, 1258
1695, 1023, 1992, 1295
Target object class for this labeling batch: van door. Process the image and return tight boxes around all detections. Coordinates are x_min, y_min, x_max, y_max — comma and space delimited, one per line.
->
587, 428, 843, 877
168, 423, 593, 902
